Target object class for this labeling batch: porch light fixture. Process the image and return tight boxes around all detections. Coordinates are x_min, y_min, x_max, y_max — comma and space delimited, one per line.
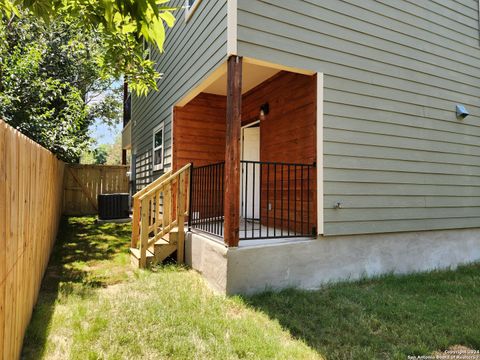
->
260, 103, 270, 117
456, 104, 469, 120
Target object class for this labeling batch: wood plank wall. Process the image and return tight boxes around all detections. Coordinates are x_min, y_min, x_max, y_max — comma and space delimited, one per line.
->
173, 72, 317, 235
172, 93, 227, 171
242, 71, 317, 234
0, 120, 65, 360
63, 165, 129, 216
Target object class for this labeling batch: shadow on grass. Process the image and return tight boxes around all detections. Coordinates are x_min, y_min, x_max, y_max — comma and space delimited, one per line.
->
243, 264, 480, 360
21, 216, 131, 360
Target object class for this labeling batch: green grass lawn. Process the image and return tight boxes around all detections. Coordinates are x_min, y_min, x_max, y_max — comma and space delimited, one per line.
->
22, 217, 480, 360
22, 217, 319, 360
246, 267, 480, 359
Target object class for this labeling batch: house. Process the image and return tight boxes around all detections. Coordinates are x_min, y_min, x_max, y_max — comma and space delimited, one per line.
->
122, 0, 480, 294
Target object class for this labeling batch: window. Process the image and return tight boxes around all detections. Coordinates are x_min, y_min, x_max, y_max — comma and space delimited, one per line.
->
185, 0, 202, 21
152, 123, 164, 171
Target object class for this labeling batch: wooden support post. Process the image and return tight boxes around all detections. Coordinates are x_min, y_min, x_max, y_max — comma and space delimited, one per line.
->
176, 173, 186, 264
224, 56, 243, 247
155, 191, 161, 238
139, 198, 149, 268
164, 188, 171, 230
131, 197, 140, 248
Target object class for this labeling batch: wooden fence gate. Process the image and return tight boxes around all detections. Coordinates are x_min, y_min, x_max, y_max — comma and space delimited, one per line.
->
63, 164, 129, 216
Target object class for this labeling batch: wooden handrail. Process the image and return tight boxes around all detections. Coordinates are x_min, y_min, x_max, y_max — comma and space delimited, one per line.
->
131, 169, 175, 248
147, 220, 178, 248
133, 170, 172, 199
138, 163, 191, 201
132, 164, 191, 268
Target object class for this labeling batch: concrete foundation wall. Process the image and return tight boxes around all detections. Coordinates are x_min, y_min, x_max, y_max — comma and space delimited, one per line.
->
186, 229, 480, 295
185, 233, 228, 293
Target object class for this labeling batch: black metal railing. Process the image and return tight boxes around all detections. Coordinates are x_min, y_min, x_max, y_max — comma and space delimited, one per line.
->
189, 162, 225, 238
240, 160, 316, 240
189, 160, 316, 240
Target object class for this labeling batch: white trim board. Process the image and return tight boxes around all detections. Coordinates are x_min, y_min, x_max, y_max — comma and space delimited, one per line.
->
316, 73, 324, 235
227, 0, 238, 56
243, 57, 316, 76
185, 0, 202, 22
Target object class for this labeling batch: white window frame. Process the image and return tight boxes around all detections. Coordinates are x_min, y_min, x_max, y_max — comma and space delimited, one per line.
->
152, 123, 164, 172
185, 0, 202, 21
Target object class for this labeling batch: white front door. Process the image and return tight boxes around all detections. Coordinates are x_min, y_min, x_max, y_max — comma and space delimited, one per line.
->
241, 126, 260, 220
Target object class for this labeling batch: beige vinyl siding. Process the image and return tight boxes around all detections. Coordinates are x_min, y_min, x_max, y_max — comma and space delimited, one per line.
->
132, 0, 227, 190
237, 0, 480, 235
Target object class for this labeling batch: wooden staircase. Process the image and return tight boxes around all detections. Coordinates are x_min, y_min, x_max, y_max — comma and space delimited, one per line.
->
130, 164, 191, 268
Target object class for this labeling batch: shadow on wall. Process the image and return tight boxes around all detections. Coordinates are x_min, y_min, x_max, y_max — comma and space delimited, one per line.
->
21, 217, 131, 359
242, 264, 480, 359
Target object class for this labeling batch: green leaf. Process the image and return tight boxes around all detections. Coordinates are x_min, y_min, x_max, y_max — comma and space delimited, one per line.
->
121, 22, 136, 34
159, 11, 175, 28
150, 18, 165, 51
0, 0, 177, 95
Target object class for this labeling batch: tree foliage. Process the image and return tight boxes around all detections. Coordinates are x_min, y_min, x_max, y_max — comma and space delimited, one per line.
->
0, 1, 176, 162
106, 134, 123, 165
93, 145, 109, 165
0, 14, 123, 162
0, 0, 176, 95
81, 135, 123, 165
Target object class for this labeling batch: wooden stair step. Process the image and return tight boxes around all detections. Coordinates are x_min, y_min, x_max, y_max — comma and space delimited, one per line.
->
163, 230, 178, 244
148, 239, 170, 258
154, 238, 170, 246
129, 247, 154, 268
152, 238, 177, 263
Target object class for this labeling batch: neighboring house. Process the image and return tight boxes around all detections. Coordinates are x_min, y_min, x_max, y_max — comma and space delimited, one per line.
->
122, 0, 480, 294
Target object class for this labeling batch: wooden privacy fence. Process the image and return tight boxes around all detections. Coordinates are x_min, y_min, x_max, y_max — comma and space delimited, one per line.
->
63, 164, 129, 216
0, 120, 65, 360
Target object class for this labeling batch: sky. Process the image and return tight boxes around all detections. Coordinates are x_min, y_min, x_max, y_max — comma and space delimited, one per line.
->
88, 78, 123, 146
90, 119, 122, 145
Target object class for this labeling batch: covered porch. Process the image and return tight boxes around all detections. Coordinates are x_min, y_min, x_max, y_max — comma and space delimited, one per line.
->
172, 56, 321, 246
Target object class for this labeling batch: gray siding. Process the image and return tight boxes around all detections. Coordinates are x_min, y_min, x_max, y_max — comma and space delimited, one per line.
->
237, 0, 480, 235
132, 0, 227, 190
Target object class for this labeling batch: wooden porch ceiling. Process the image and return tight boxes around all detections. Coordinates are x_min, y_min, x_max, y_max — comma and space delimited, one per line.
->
203, 62, 279, 96
175, 57, 316, 107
